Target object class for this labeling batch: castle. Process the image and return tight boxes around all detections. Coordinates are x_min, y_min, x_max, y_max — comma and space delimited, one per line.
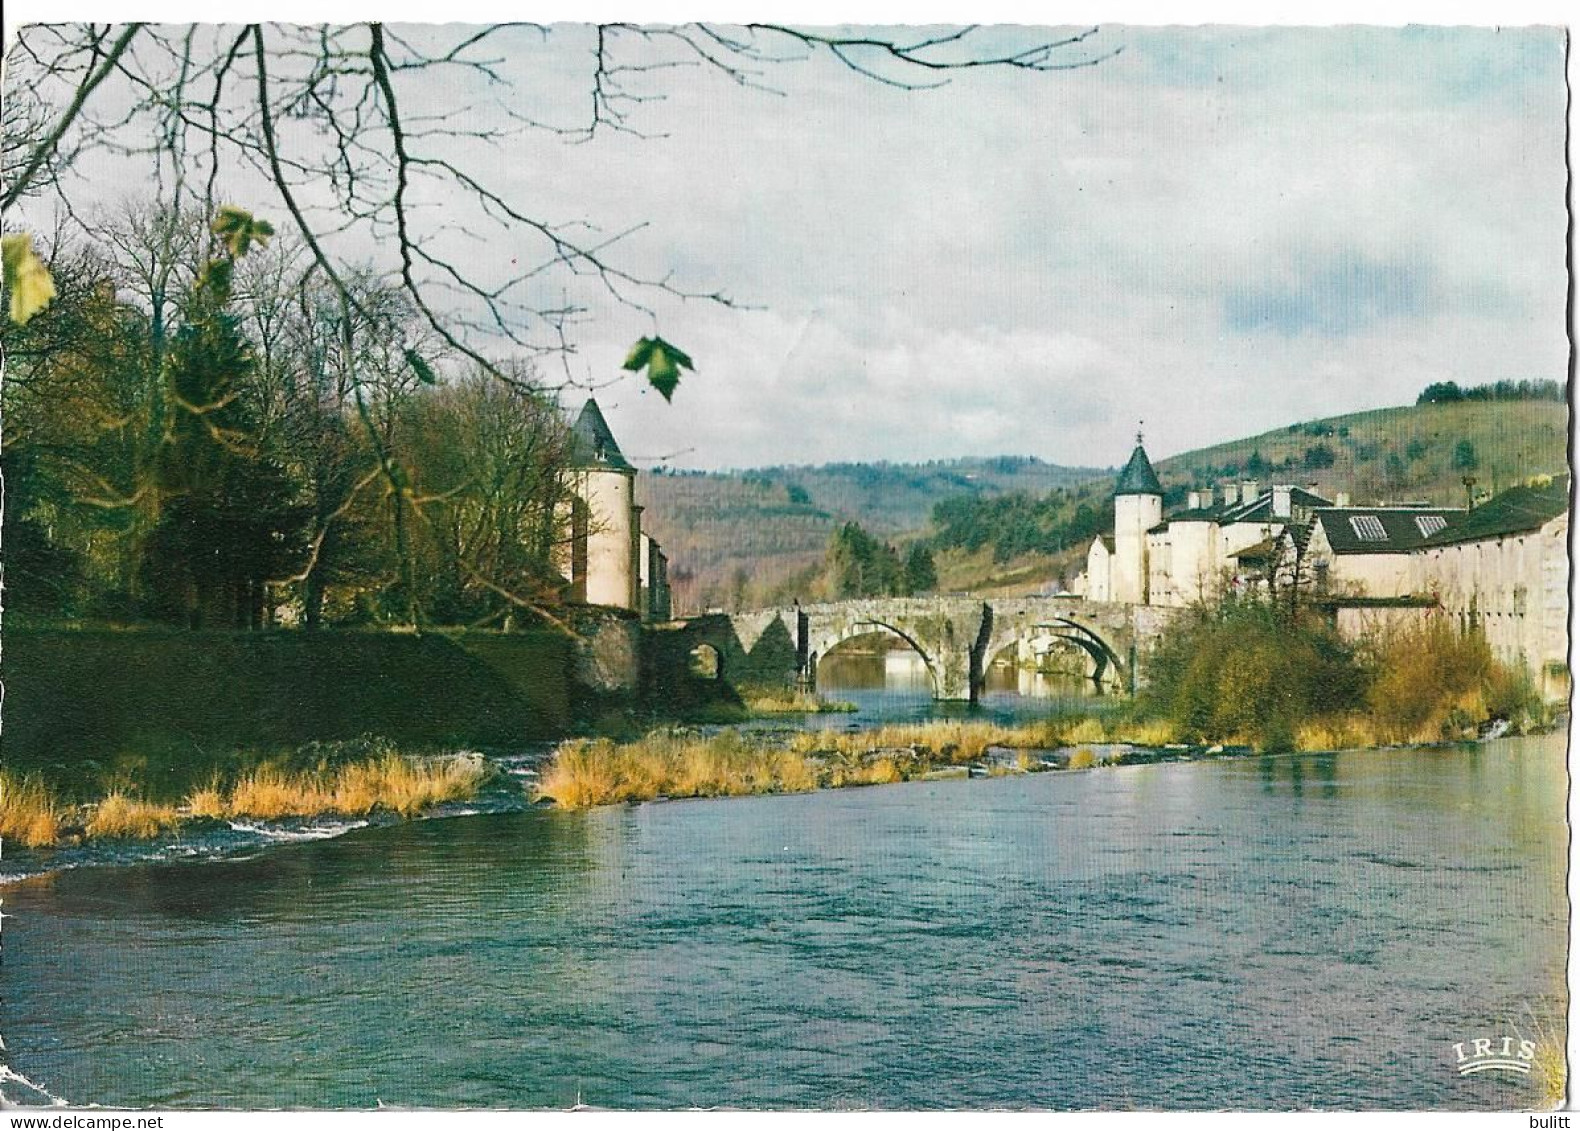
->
558, 398, 670, 621
1078, 435, 1569, 696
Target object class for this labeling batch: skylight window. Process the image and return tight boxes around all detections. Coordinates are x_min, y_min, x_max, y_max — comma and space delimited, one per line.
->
1349, 515, 1388, 542
1415, 515, 1447, 538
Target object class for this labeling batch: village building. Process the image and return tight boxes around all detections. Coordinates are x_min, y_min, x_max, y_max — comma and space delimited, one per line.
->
1078, 433, 1571, 692
560, 398, 671, 621
1299, 504, 1465, 598
1410, 475, 1570, 698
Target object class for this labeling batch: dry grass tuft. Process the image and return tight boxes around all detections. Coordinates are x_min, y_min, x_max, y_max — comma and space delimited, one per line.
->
539, 732, 822, 809
1108, 718, 1178, 746
85, 793, 181, 839
1067, 747, 1096, 770
194, 755, 488, 821
1065, 717, 1107, 744
0, 772, 67, 848
742, 689, 858, 715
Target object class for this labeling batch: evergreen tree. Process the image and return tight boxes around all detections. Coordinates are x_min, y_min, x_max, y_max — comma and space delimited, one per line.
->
143, 257, 308, 627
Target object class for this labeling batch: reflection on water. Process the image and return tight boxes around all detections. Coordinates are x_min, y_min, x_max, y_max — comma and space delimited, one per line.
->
809, 648, 1111, 730
2, 734, 1566, 1110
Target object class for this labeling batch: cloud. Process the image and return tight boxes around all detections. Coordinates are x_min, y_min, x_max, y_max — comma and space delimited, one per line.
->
1223, 250, 1435, 337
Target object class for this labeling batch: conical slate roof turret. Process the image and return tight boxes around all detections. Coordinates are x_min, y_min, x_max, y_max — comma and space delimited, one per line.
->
568, 398, 633, 471
1115, 435, 1162, 497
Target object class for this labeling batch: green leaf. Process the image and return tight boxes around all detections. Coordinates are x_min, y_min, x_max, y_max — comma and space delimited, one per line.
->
211, 205, 275, 259
404, 348, 437, 384
2, 234, 57, 325
622, 337, 655, 372
622, 335, 694, 401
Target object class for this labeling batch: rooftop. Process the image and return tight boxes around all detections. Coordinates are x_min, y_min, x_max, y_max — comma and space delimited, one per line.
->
1115, 443, 1162, 497
567, 398, 634, 471
1420, 474, 1570, 547
1311, 506, 1464, 554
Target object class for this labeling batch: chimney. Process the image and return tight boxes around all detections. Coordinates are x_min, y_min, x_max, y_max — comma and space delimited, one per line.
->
1242, 480, 1259, 503
1188, 490, 1202, 510
1335, 491, 1351, 508
1272, 485, 1292, 518
1221, 482, 1240, 507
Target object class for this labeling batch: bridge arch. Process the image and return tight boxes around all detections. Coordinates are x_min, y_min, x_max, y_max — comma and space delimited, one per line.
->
806, 620, 941, 696
981, 617, 1127, 690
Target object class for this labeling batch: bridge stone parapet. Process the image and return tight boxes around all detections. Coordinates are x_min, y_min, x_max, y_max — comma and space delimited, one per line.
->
679, 596, 1182, 702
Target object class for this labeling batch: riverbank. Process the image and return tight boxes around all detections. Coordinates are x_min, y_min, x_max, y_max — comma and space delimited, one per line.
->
0, 747, 493, 850
534, 707, 1563, 810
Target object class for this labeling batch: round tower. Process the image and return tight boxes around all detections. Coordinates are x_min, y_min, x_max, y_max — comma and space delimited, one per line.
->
567, 398, 638, 610
1112, 432, 1163, 605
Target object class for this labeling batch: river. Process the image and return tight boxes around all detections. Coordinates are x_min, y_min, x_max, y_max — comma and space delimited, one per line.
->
0, 723, 1565, 1110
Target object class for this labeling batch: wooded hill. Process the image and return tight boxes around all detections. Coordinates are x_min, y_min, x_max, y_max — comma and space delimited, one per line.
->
639, 398, 1570, 610
635, 457, 1100, 612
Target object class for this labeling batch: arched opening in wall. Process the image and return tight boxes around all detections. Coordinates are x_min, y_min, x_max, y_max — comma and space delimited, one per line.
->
983, 634, 1097, 695
815, 629, 935, 696
688, 644, 724, 681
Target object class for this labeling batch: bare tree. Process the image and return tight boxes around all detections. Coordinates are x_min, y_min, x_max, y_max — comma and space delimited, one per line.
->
3, 22, 1117, 388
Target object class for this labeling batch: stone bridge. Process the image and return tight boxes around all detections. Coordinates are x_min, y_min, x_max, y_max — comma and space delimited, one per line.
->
661, 597, 1180, 701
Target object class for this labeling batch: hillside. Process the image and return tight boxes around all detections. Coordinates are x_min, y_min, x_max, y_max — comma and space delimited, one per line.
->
640, 399, 1570, 610
1154, 400, 1569, 507
635, 457, 1101, 612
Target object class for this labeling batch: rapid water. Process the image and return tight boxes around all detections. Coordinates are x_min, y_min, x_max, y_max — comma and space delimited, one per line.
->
0, 733, 1565, 1110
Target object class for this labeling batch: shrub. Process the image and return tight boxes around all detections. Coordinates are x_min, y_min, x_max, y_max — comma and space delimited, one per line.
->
1363, 617, 1505, 743
1143, 599, 1366, 747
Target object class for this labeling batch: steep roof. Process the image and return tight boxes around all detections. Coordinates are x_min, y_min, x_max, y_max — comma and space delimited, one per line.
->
567, 398, 633, 471
1421, 475, 1570, 547
1115, 444, 1162, 496
1312, 506, 1464, 555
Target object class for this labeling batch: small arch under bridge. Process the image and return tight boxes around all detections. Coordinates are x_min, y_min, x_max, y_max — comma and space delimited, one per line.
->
674, 597, 1179, 702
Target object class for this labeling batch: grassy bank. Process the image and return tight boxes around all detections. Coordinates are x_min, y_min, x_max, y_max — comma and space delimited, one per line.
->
740, 688, 858, 715
0, 748, 491, 849
537, 716, 1149, 810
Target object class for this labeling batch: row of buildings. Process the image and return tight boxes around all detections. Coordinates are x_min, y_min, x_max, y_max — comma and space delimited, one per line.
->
1079, 436, 1570, 697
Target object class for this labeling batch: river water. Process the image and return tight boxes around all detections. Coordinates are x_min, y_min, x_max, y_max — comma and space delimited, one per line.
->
0, 726, 1566, 1110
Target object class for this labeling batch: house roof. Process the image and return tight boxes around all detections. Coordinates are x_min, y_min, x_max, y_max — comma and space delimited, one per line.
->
1096, 534, 1115, 553
1420, 475, 1570, 547
567, 398, 633, 471
1311, 506, 1464, 555
1230, 537, 1280, 564
1155, 486, 1332, 531
1115, 444, 1162, 496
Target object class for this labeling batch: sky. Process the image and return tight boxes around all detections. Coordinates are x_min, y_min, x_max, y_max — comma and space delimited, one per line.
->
7, 17, 1573, 472
546, 23, 1571, 471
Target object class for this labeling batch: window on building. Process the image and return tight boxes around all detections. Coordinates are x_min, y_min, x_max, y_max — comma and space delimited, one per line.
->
1513, 586, 1528, 616
1414, 515, 1447, 538
1349, 515, 1388, 542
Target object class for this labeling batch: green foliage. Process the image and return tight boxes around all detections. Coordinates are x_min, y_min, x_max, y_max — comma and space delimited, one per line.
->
622, 335, 693, 401
2, 233, 56, 323
210, 205, 275, 258
1452, 438, 1479, 472
930, 490, 1111, 565
143, 246, 310, 627
1302, 443, 1336, 469
1418, 379, 1564, 405
827, 521, 909, 597
1142, 599, 1366, 749
904, 543, 938, 594
404, 347, 438, 384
